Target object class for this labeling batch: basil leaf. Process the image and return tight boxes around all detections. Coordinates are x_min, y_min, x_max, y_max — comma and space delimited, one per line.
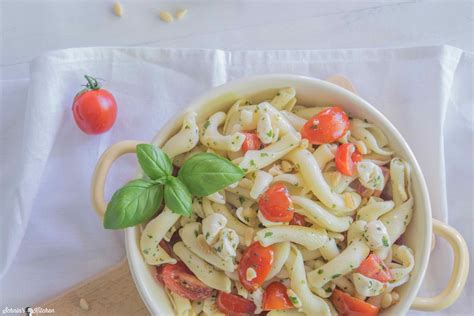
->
136, 144, 172, 180
178, 153, 245, 196
103, 179, 163, 229
164, 176, 192, 216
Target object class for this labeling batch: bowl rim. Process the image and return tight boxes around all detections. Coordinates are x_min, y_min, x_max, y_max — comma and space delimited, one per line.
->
125, 74, 432, 315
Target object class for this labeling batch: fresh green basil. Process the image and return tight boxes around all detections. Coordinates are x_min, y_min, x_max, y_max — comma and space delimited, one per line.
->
136, 144, 172, 180
178, 153, 245, 196
164, 176, 192, 216
103, 179, 163, 229
104, 148, 244, 229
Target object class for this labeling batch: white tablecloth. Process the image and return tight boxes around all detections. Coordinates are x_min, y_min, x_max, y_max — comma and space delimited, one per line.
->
0, 46, 472, 315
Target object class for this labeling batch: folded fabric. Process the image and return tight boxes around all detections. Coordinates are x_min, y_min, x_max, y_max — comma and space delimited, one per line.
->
0, 46, 472, 315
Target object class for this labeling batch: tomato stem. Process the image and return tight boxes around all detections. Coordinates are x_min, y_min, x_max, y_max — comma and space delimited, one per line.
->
84, 75, 101, 90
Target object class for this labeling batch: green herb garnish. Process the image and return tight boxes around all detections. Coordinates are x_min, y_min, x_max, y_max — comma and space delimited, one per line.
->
103, 144, 244, 229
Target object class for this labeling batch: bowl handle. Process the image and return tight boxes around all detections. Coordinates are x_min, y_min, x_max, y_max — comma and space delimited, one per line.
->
411, 219, 470, 311
91, 140, 144, 217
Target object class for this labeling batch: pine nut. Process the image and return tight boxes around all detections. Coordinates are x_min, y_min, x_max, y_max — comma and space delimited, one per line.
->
381, 292, 393, 308
176, 8, 188, 20
112, 2, 123, 17
159, 11, 174, 23
79, 298, 89, 311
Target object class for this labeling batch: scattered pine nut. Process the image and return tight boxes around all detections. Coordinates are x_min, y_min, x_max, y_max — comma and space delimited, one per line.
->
391, 291, 400, 302
79, 298, 89, 311
281, 160, 294, 173
176, 8, 188, 20
159, 11, 174, 23
112, 1, 123, 17
381, 292, 392, 308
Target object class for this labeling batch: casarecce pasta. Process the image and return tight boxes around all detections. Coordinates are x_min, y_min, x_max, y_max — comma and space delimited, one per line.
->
138, 88, 415, 315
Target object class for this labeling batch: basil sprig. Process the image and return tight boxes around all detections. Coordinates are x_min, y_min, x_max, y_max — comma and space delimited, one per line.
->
103, 144, 244, 229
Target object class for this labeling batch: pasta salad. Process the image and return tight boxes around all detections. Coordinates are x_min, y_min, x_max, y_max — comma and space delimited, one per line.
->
104, 87, 415, 316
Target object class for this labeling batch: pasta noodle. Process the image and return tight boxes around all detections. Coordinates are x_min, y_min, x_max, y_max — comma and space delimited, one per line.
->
265, 242, 291, 280
173, 242, 232, 293
140, 207, 180, 265
350, 119, 394, 156
356, 198, 395, 222
307, 239, 370, 288
179, 222, 235, 272
285, 246, 331, 316
200, 112, 245, 151
238, 132, 301, 173
271, 87, 296, 110
162, 112, 200, 159
256, 225, 328, 250
292, 196, 353, 232
212, 203, 254, 246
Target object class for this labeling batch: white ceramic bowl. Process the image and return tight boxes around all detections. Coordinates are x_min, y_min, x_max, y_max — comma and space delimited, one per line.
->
92, 75, 469, 315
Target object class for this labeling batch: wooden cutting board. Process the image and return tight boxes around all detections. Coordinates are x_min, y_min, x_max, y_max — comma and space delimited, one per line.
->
38, 259, 149, 315
37, 75, 354, 316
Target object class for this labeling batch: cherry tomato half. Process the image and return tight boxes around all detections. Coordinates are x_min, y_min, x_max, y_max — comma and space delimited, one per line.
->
216, 292, 256, 316
335, 143, 362, 176
331, 289, 380, 316
238, 242, 274, 291
72, 75, 117, 135
258, 183, 294, 222
262, 282, 294, 310
289, 213, 310, 227
161, 261, 213, 301
300, 106, 349, 144
241, 132, 263, 153
357, 254, 393, 283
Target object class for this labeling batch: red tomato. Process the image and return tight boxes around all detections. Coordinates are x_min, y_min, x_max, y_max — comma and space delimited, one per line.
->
262, 282, 293, 310
331, 289, 380, 316
289, 213, 310, 227
258, 183, 294, 222
335, 143, 361, 176
72, 75, 117, 135
300, 106, 350, 144
159, 240, 173, 256
155, 265, 165, 284
216, 292, 256, 316
357, 254, 393, 282
238, 242, 274, 291
241, 132, 263, 153
161, 261, 213, 300
375, 167, 390, 198
352, 149, 362, 163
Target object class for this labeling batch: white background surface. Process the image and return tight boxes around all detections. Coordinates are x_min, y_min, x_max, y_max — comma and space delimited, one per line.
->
0, 1, 473, 315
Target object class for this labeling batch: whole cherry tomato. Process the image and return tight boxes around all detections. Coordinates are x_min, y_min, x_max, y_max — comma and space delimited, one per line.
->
72, 75, 117, 135
300, 106, 349, 144
258, 183, 294, 222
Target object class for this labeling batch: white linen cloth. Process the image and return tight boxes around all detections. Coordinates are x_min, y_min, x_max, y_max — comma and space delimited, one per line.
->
0, 46, 472, 315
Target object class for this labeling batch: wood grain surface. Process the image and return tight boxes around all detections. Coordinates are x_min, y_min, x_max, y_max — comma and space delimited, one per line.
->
38, 259, 149, 316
